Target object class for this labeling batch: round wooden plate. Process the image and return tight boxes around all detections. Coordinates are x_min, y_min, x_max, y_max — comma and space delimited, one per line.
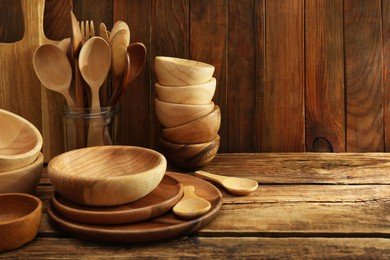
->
47, 172, 223, 244
51, 175, 183, 225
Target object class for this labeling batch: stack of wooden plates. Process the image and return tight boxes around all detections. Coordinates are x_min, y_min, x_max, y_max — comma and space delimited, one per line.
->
47, 172, 223, 243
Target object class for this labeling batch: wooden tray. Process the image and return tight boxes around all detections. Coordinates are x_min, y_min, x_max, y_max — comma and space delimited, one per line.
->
51, 175, 183, 225
47, 172, 223, 243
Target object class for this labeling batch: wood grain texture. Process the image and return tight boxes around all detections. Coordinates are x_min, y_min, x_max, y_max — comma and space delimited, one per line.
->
264, 0, 305, 151
305, 0, 345, 152
227, 0, 264, 152
344, 0, 384, 152
4, 153, 390, 258
113, 0, 151, 148
190, 0, 227, 152
383, 0, 390, 152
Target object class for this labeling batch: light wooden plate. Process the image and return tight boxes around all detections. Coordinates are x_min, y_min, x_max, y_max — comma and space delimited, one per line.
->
51, 175, 183, 225
47, 172, 223, 243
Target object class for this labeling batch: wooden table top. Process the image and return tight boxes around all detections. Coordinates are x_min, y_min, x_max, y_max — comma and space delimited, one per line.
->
3, 153, 390, 258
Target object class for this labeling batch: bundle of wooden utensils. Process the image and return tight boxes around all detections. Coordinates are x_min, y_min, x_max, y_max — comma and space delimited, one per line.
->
154, 56, 220, 169
32, 11, 146, 148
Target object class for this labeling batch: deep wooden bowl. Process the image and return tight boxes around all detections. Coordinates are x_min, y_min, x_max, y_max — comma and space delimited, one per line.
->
154, 56, 215, 86
0, 193, 42, 252
155, 77, 216, 105
161, 105, 221, 144
160, 135, 220, 169
0, 153, 43, 194
0, 109, 43, 172
155, 98, 214, 128
48, 146, 167, 206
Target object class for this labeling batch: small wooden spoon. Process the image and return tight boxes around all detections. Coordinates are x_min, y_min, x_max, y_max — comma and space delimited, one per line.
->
173, 185, 211, 219
33, 44, 75, 106
195, 170, 258, 196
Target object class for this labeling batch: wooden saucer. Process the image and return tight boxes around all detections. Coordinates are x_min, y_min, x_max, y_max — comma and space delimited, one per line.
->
47, 172, 223, 243
51, 175, 183, 225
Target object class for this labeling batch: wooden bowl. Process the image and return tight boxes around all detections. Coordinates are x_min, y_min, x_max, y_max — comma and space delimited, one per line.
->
160, 135, 220, 169
0, 153, 43, 194
0, 193, 42, 252
155, 77, 216, 105
161, 105, 221, 144
155, 98, 214, 128
154, 56, 215, 86
0, 109, 43, 172
48, 146, 167, 206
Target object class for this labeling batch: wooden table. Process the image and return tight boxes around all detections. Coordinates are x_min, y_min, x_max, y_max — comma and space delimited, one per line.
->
2, 153, 390, 258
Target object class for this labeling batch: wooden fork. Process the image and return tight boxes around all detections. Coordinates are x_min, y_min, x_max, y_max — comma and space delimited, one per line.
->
80, 20, 95, 41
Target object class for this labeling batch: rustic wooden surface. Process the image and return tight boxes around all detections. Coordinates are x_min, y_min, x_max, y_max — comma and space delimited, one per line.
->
2, 153, 390, 258
2, 0, 390, 157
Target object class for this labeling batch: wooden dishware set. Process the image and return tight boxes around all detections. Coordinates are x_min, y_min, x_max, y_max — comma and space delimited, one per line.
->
0, 109, 43, 252
154, 56, 221, 169
32, 11, 146, 150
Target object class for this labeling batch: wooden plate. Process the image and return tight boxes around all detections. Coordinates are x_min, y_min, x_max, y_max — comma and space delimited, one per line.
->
47, 172, 223, 243
51, 175, 183, 225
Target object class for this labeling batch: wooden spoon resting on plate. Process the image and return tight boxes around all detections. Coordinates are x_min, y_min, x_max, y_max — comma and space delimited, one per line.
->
173, 185, 211, 219
195, 170, 258, 196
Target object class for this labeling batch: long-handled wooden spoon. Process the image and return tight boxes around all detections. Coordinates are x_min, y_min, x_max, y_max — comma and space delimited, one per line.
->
195, 171, 258, 196
173, 185, 211, 219
109, 42, 147, 105
33, 44, 75, 107
78, 36, 111, 146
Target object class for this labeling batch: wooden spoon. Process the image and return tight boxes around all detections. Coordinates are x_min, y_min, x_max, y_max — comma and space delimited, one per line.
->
109, 29, 130, 104
78, 37, 111, 146
110, 21, 130, 42
173, 185, 211, 219
195, 170, 258, 196
33, 44, 75, 107
79, 36, 111, 109
109, 42, 147, 105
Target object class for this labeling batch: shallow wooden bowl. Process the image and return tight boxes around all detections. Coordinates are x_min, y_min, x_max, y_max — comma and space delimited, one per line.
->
155, 98, 214, 128
0, 193, 42, 252
155, 78, 216, 105
0, 109, 43, 172
0, 153, 43, 194
155, 56, 215, 86
48, 146, 167, 206
160, 135, 220, 169
161, 105, 221, 144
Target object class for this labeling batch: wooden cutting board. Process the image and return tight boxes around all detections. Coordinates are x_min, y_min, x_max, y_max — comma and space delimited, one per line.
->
0, 0, 65, 161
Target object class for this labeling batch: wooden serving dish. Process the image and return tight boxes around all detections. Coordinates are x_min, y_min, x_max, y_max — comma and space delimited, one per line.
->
48, 146, 167, 206
51, 175, 183, 225
47, 172, 222, 244
0, 193, 42, 252
0, 153, 43, 194
0, 109, 43, 172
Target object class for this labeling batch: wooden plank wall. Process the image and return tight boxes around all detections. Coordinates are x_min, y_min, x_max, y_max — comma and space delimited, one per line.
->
1, 0, 389, 156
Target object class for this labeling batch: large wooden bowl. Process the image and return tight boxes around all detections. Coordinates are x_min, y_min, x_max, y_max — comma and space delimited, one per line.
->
0, 153, 43, 194
0, 193, 42, 252
155, 78, 216, 105
160, 135, 220, 169
0, 109, 43, 172
161, 105, 221, 144
48, 146, 167, 206
155, 56, 215, 86
155, 98, 214, 128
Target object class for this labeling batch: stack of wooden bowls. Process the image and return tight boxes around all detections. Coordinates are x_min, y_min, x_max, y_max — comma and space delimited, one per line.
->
0, 109, 43, 194
154, 56, 221, 169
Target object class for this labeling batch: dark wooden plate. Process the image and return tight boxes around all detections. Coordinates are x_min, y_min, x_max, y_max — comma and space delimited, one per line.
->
51, 175, 183, 225
47, 172, 223, 244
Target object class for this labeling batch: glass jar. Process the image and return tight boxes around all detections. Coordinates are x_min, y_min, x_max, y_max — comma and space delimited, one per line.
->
63, 104, 121, 151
